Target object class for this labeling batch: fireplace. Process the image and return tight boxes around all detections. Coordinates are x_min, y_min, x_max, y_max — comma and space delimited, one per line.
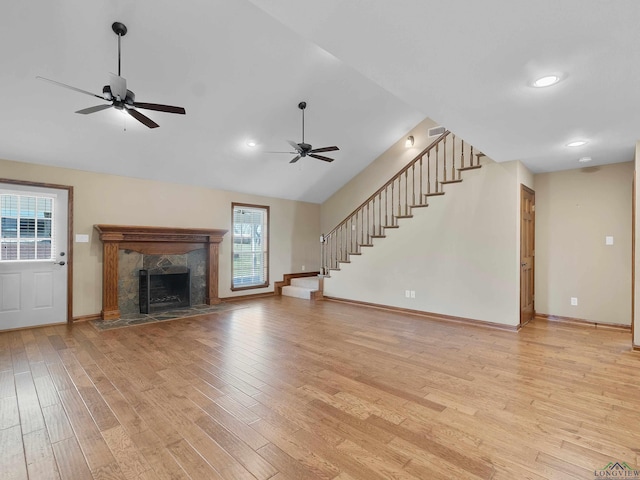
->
139, 266, 191, 314
94, 225, 227, 320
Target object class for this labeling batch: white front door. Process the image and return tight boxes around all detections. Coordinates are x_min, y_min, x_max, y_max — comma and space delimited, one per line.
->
0, 183, 69, 330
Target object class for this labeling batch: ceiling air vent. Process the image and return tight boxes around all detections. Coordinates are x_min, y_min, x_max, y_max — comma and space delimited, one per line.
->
428, 126, 446, 137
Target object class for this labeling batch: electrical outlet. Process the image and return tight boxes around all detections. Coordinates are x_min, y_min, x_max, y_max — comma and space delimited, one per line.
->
405, 290, 410, 298
571, 297, 578, 306
410, 290, 416, 298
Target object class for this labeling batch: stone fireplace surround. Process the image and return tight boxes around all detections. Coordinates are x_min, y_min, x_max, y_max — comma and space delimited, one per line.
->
94, 225, 228, 320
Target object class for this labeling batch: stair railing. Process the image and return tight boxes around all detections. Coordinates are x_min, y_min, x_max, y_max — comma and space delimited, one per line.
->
320, 131, 483, 274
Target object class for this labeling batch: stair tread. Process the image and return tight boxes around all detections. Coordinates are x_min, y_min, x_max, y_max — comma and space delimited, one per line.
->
395, 215, 413, 219
458, 165, 482, 171
410, 204, 429, 208
441, 179, 463, 184
370, 235, 386, 238
360, 244, 374, 247
383, 225, 399, 228
424, 192, 446, 197
348, 252, 362, 255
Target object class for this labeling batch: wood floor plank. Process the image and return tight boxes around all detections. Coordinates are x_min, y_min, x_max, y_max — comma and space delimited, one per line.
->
51, 436, 92, 479
0, 297, 638, 479
101, 425, 152, 479
129, 428, 191, 480
0, 424, 28, 480
15, 371, 46, 434
23, 428, 60, 480
41, 403, 75, 444
0, 395, 20, 430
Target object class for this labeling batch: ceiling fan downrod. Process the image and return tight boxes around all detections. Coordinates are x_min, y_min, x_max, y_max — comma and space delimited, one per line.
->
112, 22, 127, 77
299, 101, 306, 144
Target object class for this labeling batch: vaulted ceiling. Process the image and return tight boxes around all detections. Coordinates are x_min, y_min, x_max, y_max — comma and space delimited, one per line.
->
2, 1, 638, 203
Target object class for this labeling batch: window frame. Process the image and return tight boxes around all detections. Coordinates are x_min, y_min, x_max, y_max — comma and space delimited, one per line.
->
231, 202, 270, 291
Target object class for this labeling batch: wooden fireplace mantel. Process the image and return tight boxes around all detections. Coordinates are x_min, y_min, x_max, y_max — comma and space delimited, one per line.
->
94, 224, 228, 320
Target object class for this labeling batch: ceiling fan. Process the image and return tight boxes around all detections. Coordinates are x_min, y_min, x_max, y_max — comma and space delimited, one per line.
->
273, 101, 339, 163
36, 22, 185, 129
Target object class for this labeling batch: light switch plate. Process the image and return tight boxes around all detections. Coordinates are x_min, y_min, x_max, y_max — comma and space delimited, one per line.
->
75, 234, 89, 243
605, 236, 614, 245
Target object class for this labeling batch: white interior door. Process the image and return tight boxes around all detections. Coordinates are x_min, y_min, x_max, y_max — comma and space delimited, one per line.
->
0, 183, 68, 330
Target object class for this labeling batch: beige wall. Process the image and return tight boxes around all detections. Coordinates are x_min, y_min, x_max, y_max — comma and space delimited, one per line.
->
535, 162, 633, 325
322, 151, 527, 326
0, 158, 321, 317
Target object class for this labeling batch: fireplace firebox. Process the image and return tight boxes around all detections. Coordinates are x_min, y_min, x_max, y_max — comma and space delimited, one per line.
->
139, 266, 191, 314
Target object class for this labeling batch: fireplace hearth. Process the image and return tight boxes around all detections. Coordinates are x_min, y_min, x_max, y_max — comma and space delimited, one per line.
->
139, 266, 191, 314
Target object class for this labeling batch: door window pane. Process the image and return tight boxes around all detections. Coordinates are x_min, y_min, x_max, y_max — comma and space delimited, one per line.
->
0, 193, 56, 261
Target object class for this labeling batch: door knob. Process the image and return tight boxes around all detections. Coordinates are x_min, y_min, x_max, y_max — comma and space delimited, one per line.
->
54, 261, 66, 266
521, 262, 527, 267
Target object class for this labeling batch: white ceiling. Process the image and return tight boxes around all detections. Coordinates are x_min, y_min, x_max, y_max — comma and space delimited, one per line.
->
2, 1, 638, 203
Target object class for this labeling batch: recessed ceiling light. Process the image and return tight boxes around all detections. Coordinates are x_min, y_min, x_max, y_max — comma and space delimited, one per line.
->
532, 75, 561, 88
578, 156, 592, 163
246, 140, 257, 147
566, 140, 588, 147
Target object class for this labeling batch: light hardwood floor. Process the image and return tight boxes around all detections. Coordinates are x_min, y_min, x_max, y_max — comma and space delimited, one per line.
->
1, 296, 639, 479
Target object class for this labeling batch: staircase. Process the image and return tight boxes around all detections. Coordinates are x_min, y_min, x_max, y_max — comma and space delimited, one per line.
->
321, 130, 483, 274
282, 276, 323, 300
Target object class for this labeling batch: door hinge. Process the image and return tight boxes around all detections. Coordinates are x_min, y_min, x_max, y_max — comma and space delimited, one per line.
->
531, 205, 535, 212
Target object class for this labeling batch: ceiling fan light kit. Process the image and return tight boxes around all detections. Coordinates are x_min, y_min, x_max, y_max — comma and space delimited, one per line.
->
36, 22, 185, 129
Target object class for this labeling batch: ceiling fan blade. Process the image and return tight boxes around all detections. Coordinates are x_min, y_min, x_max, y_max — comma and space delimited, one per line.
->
310, 146, 339, 153
133, 102, 186, 114
287, 140, 302, 152
75, 104, 113, 115
110, 73, 127, 100
289, 155, 301, 164
309, 154, 334, 163
36, 76, 105, 100
126, 108, 159, 128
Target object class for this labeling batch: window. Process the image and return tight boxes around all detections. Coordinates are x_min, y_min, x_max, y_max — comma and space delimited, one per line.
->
1, 193, 55, 261
232, 203, 269, 290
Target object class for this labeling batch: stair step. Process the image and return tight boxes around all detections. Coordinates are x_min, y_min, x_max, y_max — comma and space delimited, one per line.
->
424, 192, 446, 197
328, 267, 341, 271
370, 235, 386, 238
458, 165, 482, 171
338, 260, 351, 263
360, 244, 374, 247
395, 215, 413, 219
383, 225, 399, 229
410, 204, 429, 208
441, 179, 463, 185
348, 252, 362, 255
282, 285, 313, 299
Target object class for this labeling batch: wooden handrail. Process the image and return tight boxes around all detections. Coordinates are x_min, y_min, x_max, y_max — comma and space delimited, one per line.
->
327, 131, 451, 236
321, 130, 483, 274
